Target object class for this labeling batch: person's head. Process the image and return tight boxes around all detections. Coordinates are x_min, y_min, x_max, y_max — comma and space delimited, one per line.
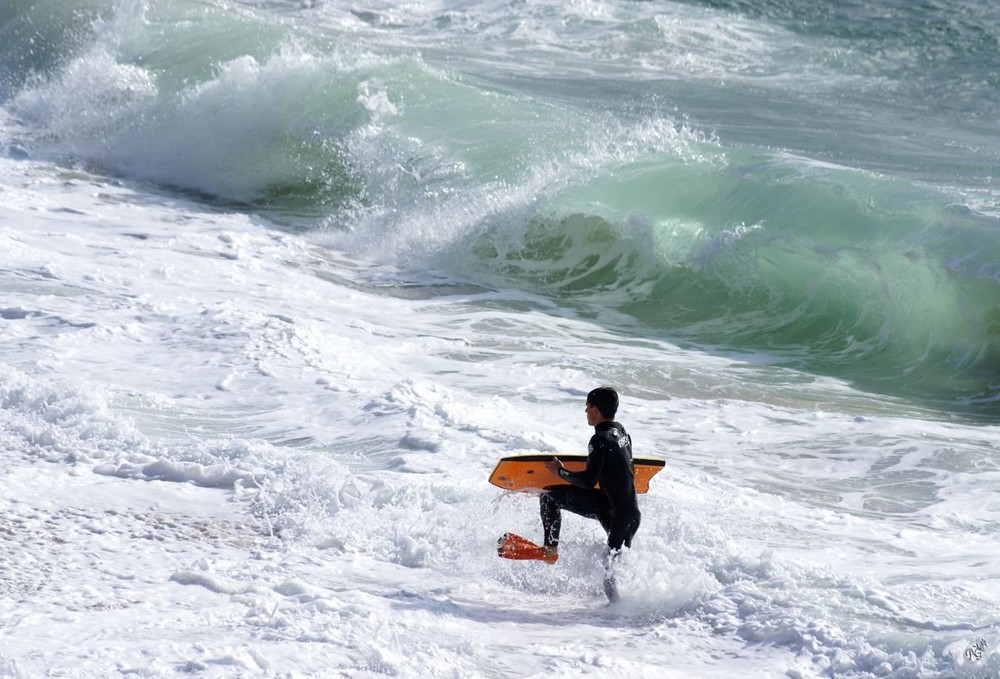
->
585, 386, 619, 425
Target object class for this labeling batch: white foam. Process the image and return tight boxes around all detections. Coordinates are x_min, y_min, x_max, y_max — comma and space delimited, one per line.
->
3, 1, 1000, 670
3, 155, 999, 677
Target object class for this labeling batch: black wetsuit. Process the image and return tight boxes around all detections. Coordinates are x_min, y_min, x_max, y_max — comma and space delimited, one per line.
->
540, 421, 641, 553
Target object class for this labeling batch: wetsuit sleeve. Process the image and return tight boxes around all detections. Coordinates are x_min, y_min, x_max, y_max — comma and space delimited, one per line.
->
558, 436, 605, 489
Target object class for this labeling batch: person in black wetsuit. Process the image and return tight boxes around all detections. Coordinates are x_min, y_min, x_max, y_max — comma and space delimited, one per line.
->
542, 386, 640, 601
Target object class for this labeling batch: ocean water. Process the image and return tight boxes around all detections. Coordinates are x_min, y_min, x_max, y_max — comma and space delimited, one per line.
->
1, 0, 999, 677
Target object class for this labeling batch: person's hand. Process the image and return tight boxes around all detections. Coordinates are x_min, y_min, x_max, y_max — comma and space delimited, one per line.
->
545, 457, 565, 475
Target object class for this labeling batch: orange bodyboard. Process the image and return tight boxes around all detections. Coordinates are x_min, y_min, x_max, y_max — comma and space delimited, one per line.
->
489, 454, 665, 494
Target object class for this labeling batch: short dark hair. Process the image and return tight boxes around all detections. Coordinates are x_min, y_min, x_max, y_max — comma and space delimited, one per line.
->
587, 387, 619, 419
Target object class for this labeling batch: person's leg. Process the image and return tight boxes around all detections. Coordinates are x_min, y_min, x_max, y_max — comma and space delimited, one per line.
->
539, 492, 562, 548
603, 550, 621, 602
539, 487, 608, 548
623, 512, 640, 548
603, 510, 640, 602
607, 510, 641, 551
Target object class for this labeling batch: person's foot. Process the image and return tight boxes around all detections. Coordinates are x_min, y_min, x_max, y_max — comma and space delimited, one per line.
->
541, 546, 558, 563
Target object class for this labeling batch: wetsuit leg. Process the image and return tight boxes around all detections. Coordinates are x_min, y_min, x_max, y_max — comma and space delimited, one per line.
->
603, 510, 640, 603
539, 493, 561, 548
607, 509, 641, 551
539, 487, 611, 548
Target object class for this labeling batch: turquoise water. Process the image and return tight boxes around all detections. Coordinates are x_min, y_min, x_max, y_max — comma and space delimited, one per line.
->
5, 0, 996, 415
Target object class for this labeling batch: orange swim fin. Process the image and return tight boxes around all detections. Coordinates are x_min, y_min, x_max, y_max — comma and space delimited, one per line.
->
497, 532, 558, 563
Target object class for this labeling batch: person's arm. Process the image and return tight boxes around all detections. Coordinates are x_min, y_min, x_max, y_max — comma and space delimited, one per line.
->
548, 443, 605, 489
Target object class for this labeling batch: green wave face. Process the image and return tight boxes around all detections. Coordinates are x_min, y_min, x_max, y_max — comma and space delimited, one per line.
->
467, 153, 1000, 413
3, 0, 998, 415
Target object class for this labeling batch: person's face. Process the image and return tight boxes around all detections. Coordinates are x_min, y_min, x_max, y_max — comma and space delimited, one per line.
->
585, 401, 601, 426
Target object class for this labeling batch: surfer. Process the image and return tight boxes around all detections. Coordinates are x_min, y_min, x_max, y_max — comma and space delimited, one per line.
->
542, 386, 640, 601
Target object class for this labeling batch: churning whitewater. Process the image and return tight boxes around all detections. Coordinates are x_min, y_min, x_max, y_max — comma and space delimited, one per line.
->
1, 0, 999, 677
